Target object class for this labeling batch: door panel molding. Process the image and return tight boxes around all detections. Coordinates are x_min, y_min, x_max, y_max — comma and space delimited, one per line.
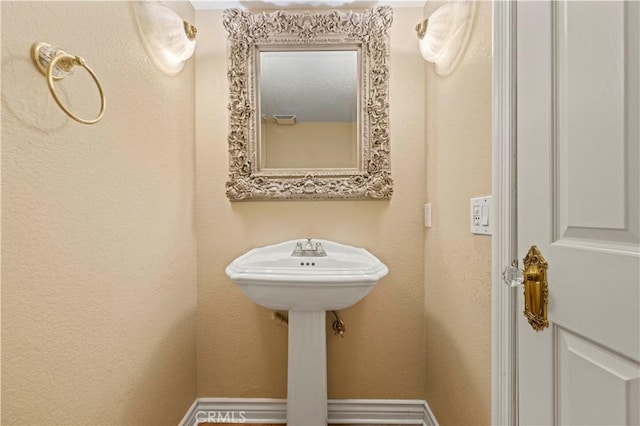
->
555, 325, 640, 425
551, 0, 640, 255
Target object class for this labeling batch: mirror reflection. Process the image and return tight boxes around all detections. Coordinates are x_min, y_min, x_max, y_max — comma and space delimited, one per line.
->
258, 50, 359, 170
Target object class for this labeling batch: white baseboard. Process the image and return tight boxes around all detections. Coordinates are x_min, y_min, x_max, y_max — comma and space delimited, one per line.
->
180, 398, 438, 426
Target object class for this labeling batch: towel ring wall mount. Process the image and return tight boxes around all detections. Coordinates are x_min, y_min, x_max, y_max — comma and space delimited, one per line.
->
31, 42, 106, 125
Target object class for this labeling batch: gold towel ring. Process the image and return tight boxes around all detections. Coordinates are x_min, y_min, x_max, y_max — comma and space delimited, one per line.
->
31, 42, 106, 125
47, 53, 106, 124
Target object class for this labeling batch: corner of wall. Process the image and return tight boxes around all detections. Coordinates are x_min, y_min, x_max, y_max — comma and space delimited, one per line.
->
423, 1, 493, 424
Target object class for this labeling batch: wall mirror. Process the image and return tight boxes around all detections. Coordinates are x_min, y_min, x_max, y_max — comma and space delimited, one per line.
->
223, 6, 393, 200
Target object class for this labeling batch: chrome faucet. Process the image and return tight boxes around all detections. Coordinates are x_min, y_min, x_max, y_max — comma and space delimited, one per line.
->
291, 238, 327, 257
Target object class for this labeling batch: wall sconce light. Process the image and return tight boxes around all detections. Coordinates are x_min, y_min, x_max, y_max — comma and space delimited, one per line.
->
416, 0, 476, 77
133, 1, 197, 75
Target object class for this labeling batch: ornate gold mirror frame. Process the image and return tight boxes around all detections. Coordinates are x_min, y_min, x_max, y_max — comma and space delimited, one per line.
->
223, 7, 393, 201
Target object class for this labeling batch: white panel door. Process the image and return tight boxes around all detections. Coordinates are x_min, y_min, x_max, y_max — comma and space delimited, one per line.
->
517, 1, 640, 425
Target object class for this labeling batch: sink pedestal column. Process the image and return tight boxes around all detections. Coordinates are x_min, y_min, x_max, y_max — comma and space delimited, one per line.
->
287, 310, 327, 426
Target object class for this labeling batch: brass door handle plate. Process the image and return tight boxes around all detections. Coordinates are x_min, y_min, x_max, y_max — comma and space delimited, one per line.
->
502, 245, 549, 331
522, 245, 549, 331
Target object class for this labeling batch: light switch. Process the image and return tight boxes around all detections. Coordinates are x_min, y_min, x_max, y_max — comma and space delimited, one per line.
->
470, 196, 492, 235
481, 205, 490, 226
424, 203, 432, 227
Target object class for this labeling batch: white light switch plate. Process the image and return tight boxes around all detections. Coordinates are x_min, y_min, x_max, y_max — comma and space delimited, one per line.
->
470, 196, 492, 235
424, 203, 432, 227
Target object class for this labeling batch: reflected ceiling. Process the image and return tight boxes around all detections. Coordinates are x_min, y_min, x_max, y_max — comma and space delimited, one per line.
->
260, 51, 357, 122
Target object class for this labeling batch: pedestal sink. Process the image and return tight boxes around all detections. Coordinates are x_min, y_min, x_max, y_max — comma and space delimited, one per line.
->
225, 239, 388, 426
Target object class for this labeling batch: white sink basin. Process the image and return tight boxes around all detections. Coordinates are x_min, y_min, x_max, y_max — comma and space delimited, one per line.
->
225, 239, 388, 311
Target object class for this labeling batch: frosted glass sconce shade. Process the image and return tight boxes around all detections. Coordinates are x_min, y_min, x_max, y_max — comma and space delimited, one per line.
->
133, 1, 197, 74
416, 1, 476, 77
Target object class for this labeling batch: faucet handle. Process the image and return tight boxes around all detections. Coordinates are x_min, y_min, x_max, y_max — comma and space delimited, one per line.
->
291, 241, 304, 256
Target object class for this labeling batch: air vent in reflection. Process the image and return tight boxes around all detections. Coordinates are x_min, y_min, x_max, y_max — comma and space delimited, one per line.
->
273, 114, 296, 125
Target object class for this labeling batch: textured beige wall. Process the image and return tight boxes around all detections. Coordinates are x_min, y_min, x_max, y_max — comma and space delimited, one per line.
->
423, 2, 493, 425
263, 121, 356, 169
196, 8, 426, 399
1, 2, 197, 424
